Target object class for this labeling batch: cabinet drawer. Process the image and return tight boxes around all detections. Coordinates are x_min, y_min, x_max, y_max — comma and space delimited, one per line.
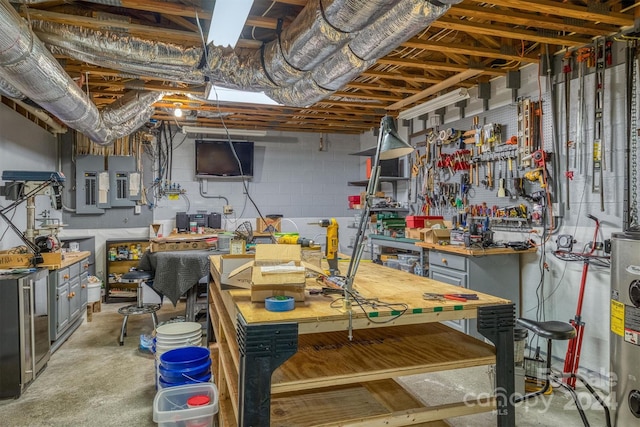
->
430, 267, 467, 288
57, 267, 70, 283
429, 252, 467, 272
69, 261, 81, 278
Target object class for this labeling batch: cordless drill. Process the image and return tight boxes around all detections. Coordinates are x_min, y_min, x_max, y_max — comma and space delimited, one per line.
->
318, 218, 339, 275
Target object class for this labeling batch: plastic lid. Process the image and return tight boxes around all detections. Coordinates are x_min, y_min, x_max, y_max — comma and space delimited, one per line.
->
187, 394, 211, 407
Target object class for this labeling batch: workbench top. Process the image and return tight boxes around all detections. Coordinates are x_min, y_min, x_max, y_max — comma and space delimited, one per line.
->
210, 255, 509, 334
42, 251, 91, 270
416, 241, 537, 256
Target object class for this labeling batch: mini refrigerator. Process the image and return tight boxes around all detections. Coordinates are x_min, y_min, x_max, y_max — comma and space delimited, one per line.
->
0, 268, 50, 399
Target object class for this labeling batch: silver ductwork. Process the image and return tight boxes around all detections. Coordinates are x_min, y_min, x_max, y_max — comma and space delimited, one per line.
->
206, 0, 453, 106
0, 0, 163, 145
0, 76, 25, 99
32, 21, 205, 84
3, 0, 457, 133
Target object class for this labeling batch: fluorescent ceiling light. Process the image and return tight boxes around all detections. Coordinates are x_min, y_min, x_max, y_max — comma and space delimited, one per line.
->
181, 126, 266, 137
206, 85, 281, 106
397, 88, 470, 121
207, 0, 254, 48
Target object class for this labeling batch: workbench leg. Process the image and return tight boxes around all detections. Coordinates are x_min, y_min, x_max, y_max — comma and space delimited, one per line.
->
236, 314, 298, 427
477, 304, 516, 427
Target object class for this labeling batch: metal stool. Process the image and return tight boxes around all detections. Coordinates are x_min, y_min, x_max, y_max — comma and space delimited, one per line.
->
514, 318, 611, 427
117, 270, 161, 346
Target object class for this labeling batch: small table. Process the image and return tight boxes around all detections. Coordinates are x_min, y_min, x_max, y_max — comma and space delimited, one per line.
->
138, 249, 213, 321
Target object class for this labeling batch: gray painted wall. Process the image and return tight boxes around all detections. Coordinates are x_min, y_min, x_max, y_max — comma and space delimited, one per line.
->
0, 103, 59, 250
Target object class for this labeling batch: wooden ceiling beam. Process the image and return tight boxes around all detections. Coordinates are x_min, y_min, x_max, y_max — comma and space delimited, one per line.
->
401, 38, 540, 63
332, 91, 403, 103
163, 14, 200, 33
23, 8, 201, 45
387, 68, 484, 111
345, 82, 422, 94
447, 4, 619, 37
376, 58, 506, 76
430, 17, 591, 47
472, 0, 634, 27
246, 15, 279, 30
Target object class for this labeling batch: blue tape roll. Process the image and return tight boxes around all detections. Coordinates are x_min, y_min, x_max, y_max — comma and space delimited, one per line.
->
265, 296, 295, 312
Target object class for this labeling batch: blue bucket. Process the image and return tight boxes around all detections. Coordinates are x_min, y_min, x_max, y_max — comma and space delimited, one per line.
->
159, 346, 210, 369
158, 358, 211, 381
158, 371, 212, 388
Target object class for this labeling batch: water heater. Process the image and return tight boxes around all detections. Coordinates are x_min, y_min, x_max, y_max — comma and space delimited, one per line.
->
610, 231, 640, 425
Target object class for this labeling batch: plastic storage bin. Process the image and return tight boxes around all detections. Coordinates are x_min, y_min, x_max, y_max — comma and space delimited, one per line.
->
153, 383, 219, 427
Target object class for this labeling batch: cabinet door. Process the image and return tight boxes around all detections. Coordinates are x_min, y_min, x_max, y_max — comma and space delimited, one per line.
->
429, 267, 468, 334
56, 284, 70, 334
69, 277, 81, 320
80, 272, 89, 306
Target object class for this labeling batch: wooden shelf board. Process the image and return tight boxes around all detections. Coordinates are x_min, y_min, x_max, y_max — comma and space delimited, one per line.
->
271, 322, 495, 394
271, 379, 465, 427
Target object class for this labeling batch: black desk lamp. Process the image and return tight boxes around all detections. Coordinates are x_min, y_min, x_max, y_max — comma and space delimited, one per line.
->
342, 115, 414, 339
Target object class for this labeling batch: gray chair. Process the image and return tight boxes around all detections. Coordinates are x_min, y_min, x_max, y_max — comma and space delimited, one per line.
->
117, 270, 161, 346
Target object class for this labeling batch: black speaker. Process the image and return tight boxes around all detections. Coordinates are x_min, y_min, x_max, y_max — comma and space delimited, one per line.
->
208, 213, 222, 229
175, 212, 189, 232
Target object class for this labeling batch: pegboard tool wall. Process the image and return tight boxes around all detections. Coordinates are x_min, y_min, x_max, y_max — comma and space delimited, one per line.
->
405, 72, 554, 233
405, 48, 632, 233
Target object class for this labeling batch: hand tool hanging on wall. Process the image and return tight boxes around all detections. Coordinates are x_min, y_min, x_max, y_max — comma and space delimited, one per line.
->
625, 37, 640, 231
575, 47, 594, 176
592, 38, 606, 211
563, 50, 573, 210
517, 98, 533, 168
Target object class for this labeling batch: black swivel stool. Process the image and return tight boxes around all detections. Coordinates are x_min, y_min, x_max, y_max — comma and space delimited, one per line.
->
514, 318, 611, 427
117, 270, 161, 346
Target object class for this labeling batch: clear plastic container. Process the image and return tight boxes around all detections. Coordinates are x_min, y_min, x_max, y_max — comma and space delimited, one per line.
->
397, 254, 419, 264
153, 383, 218, 427
399, 262, 413, 272
385, 260, 400, 270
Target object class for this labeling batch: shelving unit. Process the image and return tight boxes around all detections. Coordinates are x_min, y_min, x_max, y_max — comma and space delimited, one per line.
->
105, 238, 149, 303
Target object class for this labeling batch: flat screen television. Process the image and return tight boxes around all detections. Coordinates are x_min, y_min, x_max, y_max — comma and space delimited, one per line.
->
195, 140, 254, 178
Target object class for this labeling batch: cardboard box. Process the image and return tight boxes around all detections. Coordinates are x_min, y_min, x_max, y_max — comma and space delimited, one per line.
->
218, 254, 254, 290
449, 229, 466, 246
256, 217, 281, 233
228, 244, 325, 302
423, 228, 451, 244
150, 238, 215, 253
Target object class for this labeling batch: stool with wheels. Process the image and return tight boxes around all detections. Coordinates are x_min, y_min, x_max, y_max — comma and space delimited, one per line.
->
514, 318, 611, 427
118, 270, 161, 346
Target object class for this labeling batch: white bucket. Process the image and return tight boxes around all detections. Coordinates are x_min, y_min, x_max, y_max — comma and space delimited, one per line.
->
87, 282, 102, 303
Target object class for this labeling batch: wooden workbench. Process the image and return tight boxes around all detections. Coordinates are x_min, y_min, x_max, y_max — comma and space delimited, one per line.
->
415, 242, 537, 256
209, 255, 516, 427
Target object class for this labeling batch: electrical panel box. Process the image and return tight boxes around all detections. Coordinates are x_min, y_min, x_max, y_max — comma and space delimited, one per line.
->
107, 156, 138, 207
75, 155, 107, 214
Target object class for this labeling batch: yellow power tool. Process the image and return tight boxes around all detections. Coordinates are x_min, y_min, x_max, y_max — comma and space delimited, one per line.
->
277, 235, 315, 247
318, 218, 339, 275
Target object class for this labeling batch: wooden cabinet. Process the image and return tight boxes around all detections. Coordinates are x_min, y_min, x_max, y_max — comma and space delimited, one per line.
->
48, 252, 91, 352
105, 238, 149, 303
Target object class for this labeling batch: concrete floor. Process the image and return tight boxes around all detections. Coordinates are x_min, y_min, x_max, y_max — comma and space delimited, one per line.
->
1, 301, 610, 426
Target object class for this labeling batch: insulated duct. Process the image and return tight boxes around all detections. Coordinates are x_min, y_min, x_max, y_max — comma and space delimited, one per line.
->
0, 0, 163, 145
0, 76, 25, 99
32, 21, 205, 85
206, 0, 455, 107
